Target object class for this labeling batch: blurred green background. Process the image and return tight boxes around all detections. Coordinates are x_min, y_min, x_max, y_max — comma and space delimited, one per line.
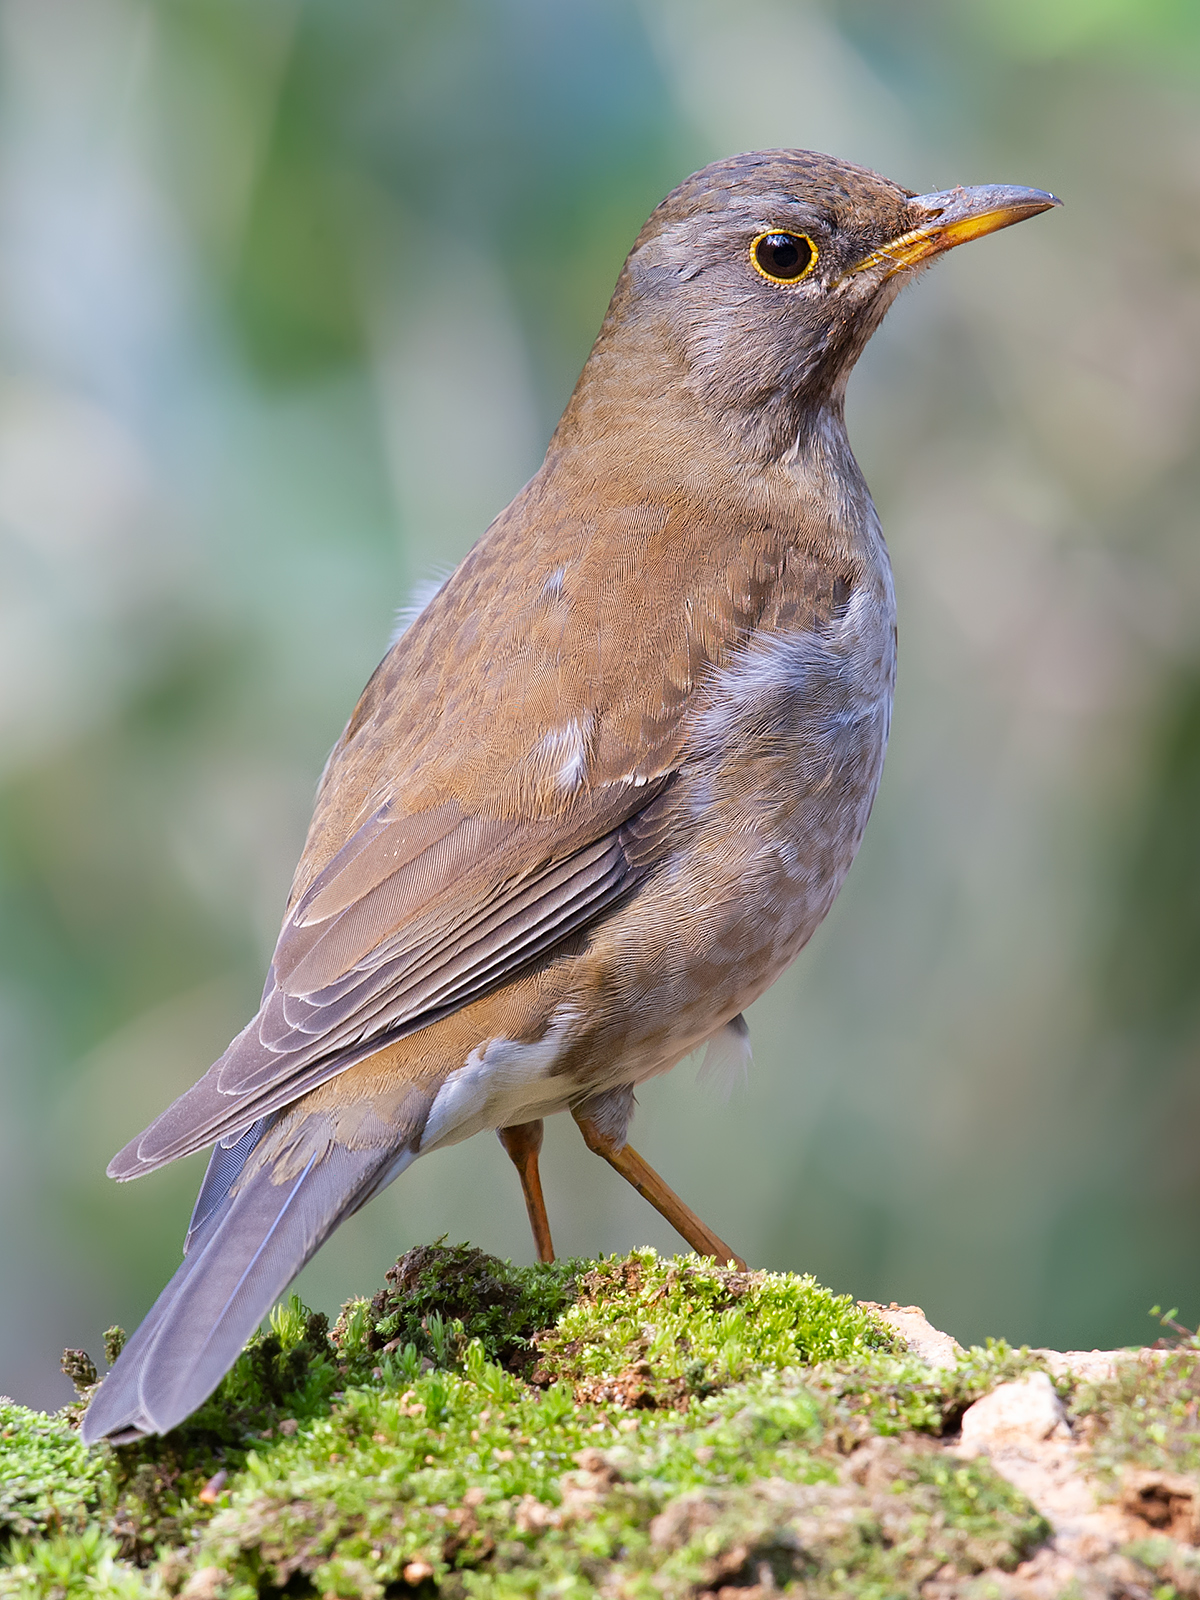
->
3, 0, 1200, 1410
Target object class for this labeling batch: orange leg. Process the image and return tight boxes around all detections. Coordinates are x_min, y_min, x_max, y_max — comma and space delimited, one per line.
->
572, 1110, 746, 1269
498, 1120, 556, 1263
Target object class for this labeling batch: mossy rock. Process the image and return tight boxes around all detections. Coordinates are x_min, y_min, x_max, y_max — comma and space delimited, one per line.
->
2, 1244, 1191, 1598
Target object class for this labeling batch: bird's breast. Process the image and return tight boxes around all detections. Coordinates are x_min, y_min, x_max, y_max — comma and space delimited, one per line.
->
564, 546, 897, 1094
683, 556, 895, 938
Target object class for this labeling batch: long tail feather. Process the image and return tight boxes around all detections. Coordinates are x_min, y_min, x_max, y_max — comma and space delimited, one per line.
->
81, 1136, 409, 1445
183, 1118, 270, 1254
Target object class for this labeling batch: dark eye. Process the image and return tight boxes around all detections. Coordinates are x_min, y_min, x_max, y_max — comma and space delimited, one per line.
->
751, 231, 818, 284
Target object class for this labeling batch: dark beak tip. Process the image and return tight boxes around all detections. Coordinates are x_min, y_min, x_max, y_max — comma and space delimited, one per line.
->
911, 183, 1063, 221
1024, 188, 1064, 213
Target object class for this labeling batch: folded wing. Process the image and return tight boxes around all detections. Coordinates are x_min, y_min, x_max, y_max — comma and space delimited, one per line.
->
109, 778, 674, 1179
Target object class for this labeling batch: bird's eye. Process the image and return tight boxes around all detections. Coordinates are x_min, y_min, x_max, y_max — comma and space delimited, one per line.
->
751, 231, 817, 284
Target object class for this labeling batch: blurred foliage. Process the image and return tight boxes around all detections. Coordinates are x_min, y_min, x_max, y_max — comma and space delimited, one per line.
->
1, 0, 1199, 1410
1106, 669, 1200, 1044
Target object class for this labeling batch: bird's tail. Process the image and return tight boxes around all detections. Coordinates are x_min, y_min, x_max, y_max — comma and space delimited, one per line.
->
81, 1128, 410, 1445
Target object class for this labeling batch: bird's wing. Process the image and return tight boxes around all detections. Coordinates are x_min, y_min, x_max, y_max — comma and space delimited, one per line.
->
110, 481, 837, 1179
110, 782, 671, 1177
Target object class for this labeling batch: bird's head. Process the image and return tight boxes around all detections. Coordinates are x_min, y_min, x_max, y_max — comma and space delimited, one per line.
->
583, 149, 1059, 465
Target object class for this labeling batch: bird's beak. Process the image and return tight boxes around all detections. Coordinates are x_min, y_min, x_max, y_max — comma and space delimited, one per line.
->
844, 184, 1062, 280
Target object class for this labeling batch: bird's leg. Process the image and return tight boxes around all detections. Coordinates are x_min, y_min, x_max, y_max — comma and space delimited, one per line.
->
571, 1106, 746, 1270
497, 1120, 555, 1263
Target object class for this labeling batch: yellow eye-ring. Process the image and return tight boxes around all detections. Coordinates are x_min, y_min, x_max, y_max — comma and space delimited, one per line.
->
751, 230, 818, 284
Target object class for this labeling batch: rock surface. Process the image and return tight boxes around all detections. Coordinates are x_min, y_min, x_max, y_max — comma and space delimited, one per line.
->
942, 1338, 1190, 1598
860, 1300, 967, 1369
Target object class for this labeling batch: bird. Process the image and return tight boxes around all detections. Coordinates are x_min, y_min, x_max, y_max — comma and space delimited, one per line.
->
81, 149, 1058, 1444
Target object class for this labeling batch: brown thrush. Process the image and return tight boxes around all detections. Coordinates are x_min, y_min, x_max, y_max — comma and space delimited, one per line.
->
82, 150, 1058, 1443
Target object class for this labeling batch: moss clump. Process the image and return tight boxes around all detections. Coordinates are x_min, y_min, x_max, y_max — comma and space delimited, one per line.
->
193, 1356, 832, 1594
58, 1352, 98, 1400
185, 1350, 1042, 1598
647, 1434, 1048, 1598
86, 1295, 339, 1566
529, 1249, 895, 1406
0, 1526, 147, 1599
810, 1339, 1058, 1442
331, 1241, 583, 1378
0, 1401, 105, 1540
1, 1248, 1055, 1598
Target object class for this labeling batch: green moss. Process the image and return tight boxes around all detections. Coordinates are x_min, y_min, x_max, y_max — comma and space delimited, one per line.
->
0, 1527, 150, 1598
811, 1339, 1057, 1440
1, 1249, 1057, 1598
646, 1435, 1048, 1599
1072, 1347, 1200, 1481
331, 1242, 584, 1378
1122, 1532, 1200, 1598
0, 1401, 105, 1541
185, 1354, 1043, 1598
215, 1357, 820, 1574
529, 1249, 896, 1405
1065, 1328, 1200, 1595
86, 1296, 341, 1566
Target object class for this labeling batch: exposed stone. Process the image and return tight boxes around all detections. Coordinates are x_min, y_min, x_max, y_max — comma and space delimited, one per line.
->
180, 1569, 230, 1599
858, 1300, 966, 1368
959, 1373, 1070, 1453
946, 1360, 1165, 1597
1036, 1346, 1168, 1384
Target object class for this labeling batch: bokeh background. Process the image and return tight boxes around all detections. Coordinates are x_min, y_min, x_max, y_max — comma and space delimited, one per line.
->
3, 0, 1200, 1410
